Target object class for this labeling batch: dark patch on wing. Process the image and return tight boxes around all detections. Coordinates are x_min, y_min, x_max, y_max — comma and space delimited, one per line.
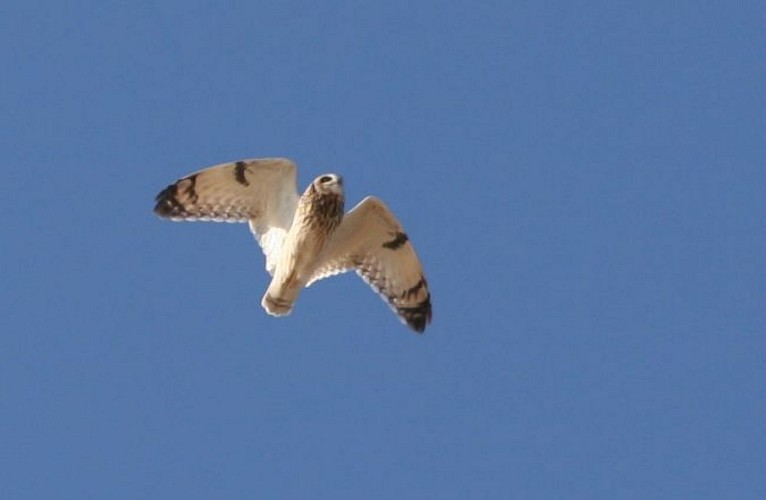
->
352, 256, 432, 333
153, 174, 199, 218
183, 174, 199, 202
382, 231, 408, 250
396, 295, 432, 333
154, 183, 184, 217
401, 277, 427, 300
234, 161, 250, 186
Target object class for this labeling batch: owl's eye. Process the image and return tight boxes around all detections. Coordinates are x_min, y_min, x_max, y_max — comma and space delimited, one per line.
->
319, 175, 333, 183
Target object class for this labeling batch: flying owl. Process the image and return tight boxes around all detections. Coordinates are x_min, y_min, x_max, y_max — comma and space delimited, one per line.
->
153, 158, 432, 333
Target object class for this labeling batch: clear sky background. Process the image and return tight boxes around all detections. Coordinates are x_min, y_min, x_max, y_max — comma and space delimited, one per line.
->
3, 1, 764, 498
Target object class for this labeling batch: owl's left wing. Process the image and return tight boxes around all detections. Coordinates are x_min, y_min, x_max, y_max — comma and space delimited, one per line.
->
307, 196, 432, 333
153, 158, 300, 275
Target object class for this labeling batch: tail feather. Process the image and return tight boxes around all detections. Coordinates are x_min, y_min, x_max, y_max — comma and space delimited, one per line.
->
261, 273, 303, 316
261, 292, 294, 316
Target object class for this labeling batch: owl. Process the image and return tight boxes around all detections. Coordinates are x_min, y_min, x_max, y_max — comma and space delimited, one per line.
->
154, 158, 432, 333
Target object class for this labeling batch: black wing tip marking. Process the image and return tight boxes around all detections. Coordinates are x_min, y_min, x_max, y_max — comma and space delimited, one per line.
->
399, 277, 431, 333
153, 174, 200, 218
354, 261, 432, 333
382, 231, 409, 250
154, 183, 184, 217
398, 295, 432, 333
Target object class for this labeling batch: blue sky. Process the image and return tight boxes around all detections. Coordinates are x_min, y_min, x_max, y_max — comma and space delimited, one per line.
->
3, 1, 764, 498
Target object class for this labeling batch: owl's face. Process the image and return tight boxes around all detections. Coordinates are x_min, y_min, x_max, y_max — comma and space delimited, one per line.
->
313, 173, 344, 196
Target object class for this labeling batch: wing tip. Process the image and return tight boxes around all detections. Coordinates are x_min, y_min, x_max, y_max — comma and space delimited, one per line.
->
153, 183, 185, 218
398, 296, 432, 334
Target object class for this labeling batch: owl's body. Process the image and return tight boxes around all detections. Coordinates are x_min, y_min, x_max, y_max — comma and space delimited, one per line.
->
262, 175, 344, 316
154, 158, 432, 333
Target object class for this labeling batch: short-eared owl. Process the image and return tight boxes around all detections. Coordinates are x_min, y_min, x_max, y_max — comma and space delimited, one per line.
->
154, 158, 432, 333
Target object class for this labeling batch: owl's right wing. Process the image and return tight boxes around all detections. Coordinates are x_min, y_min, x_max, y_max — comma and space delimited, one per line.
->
153, 158, 300, 275
307, 196, 432, 333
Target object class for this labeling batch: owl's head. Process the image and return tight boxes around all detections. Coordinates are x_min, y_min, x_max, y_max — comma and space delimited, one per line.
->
313, 173, 344, 196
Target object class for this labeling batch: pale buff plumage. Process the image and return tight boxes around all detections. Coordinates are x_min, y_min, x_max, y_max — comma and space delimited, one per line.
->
154, 158, 431, 332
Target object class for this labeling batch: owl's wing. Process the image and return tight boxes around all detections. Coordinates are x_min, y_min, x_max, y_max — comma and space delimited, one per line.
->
307, 196, 432, 333
154, 158, 300, 275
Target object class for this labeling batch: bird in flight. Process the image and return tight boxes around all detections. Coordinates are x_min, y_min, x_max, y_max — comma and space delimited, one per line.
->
154, 158, 432, 333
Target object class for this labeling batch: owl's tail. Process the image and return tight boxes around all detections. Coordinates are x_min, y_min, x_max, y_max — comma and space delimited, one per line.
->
261, 292, 294, 316
261, 274, 301, 316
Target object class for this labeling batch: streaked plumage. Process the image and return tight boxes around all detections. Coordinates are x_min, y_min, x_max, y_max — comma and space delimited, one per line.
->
154, 158, 432, 333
